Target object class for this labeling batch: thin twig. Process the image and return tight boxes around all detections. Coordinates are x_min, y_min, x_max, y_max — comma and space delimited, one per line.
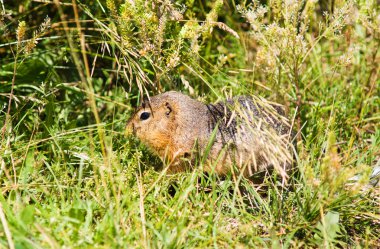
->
1, 48, 18, 141
136, 171, 148, 248
0, 202, 15, 249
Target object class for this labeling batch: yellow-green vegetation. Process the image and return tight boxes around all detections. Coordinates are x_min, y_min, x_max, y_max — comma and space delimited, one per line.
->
0, 0, 379, 247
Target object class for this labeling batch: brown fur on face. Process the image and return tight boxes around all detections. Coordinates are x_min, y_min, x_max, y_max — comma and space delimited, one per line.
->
126, 92, 212, 173
126, 97, 177, 162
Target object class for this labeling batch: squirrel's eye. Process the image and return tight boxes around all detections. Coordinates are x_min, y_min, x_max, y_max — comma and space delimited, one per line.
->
140, 112, 150, 121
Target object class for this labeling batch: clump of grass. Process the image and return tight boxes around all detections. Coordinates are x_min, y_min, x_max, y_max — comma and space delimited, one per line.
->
93, 0, 239, 94
1, 16, 51, 139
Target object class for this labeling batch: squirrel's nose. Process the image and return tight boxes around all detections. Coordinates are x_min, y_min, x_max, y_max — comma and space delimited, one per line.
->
125, 121, 135, 136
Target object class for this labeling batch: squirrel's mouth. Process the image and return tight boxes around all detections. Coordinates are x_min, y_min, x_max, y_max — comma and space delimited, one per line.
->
125, 121, 137, 136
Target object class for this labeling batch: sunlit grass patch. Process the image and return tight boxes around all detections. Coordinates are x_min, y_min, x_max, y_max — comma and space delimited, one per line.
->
0, 0, 379, 248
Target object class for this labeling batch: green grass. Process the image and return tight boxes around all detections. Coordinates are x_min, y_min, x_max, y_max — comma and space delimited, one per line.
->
1, 0, 379, 248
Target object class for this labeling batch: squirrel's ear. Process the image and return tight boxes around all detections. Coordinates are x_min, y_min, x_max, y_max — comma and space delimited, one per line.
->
165, 102, 172, 116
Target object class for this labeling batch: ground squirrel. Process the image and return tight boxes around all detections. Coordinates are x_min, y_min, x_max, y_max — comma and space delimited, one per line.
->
126, 91, 295, 179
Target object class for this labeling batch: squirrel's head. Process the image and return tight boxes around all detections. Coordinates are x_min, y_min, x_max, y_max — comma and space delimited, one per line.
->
126, 93, 178, 152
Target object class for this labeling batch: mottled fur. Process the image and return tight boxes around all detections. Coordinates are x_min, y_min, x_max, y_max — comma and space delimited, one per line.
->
126, 91, 294, 177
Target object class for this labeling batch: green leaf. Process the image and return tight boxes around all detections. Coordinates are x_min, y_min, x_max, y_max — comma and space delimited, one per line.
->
315, 211, 341, 242
20, 205, 35, 225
